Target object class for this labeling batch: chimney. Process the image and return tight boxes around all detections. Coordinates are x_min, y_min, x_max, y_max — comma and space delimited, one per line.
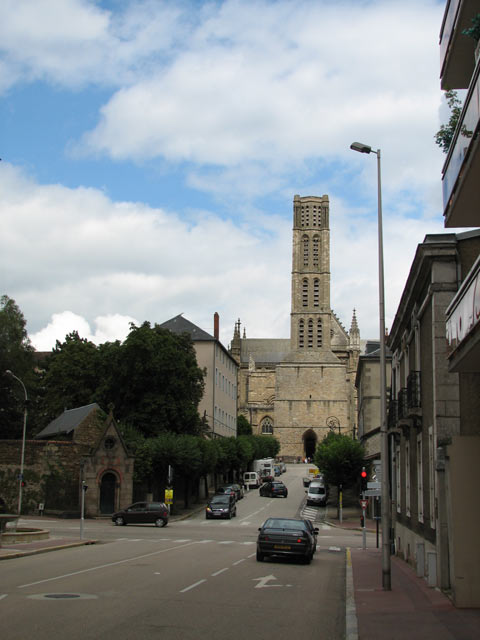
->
214, 312, 219, 340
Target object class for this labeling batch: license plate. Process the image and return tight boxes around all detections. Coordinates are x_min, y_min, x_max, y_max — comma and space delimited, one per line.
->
274, 544, 291, 550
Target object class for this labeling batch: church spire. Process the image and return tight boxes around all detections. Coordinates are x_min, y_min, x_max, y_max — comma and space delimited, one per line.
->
349, 308, 360, 349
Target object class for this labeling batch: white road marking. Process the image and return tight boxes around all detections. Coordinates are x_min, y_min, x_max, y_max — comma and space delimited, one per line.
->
18, 541, 198, 589
211, 568, 229, 576
0, 594, 8, 600
253, 574, 291, 589
218, 541, 234, 544
233, 559, 245, 565
180, 579, 206, 593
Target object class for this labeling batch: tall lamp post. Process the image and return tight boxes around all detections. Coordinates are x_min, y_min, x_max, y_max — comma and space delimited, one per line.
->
6, 370, 28, 516
349, 142, 391, 590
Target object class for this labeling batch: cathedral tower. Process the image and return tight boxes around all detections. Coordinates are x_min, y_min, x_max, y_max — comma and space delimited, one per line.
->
290, 194, 334, 355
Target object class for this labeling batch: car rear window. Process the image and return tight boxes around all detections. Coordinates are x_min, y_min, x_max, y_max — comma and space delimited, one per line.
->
211, 496, 230, 504
148, 503, 166, 509
264, 518, 306, 530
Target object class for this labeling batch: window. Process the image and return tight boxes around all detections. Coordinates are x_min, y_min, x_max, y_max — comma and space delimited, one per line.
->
308, 319, 313, 348
261, 417, 273, 434
299, 319, 304, 348
317, 318, 323, 347
303, 235, 309, 266
313, 279, 319, 307
405, 442, 411, 517
396, 444, 401, 514
302, 279, 308, 306
417, 434, 423, 523
313, 235, 319, 267
429, 426, 435, 529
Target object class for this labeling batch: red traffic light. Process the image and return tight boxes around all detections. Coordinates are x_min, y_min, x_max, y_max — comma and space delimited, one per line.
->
360, 469, 367, 478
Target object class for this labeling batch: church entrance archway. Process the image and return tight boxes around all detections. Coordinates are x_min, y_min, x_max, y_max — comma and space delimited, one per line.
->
99, 472, 117, 514
303, 429, 317, 460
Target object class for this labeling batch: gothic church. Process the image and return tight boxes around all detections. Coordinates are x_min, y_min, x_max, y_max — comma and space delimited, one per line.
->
230, 195, 361, 461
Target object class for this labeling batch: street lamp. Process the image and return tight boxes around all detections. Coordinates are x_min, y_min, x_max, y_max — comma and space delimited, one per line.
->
6, 370, 28, 516
349, 141, 391, 590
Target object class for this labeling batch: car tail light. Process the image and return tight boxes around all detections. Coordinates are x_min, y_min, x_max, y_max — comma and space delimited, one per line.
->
296, 537, 303, 543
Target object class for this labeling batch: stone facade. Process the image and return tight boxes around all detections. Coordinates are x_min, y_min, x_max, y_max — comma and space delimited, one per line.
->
231, 195, 361, 461
0, 405, 134, 517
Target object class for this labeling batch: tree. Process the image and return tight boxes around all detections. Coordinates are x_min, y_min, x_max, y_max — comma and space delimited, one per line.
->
40, 331, 100, 426
434, 90, 464, 154
0, 296, 36, 438
103, 322, 205, 437
237, 414, 252, 435
313, 432, 365, 491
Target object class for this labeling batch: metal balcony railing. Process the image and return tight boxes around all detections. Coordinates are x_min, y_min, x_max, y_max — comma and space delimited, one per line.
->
387, 400, 398, 429
407, 371, 421, 409
398, 388, 409, 420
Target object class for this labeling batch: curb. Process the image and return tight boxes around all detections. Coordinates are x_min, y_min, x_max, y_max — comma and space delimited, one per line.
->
345, 547, 358, 640
0, 539, 97, 560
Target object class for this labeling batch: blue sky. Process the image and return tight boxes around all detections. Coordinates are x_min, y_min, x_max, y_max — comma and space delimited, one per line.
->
1, 0, 452, 350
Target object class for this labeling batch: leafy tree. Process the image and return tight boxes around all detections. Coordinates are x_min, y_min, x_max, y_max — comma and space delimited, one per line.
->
434, 90, 463, 154
313, 432, 365, 491
250, 434, 280, 460
104, 323, 205, 437
237, 414, 252, 435
40, 331, 100, 426
0, 296, 37, 438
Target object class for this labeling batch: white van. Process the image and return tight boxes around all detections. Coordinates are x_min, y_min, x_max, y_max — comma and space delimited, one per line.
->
306, 481, 328, 506
243, 471, 260, 489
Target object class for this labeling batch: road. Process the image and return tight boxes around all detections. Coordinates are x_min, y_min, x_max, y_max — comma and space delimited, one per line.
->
1, 465, 373, 639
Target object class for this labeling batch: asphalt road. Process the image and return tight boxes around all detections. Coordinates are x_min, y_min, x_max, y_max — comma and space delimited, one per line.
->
1, 465, 373, 639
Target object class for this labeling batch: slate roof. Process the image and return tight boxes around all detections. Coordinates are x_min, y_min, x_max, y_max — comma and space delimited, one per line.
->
240, 338, 291, 364
159, 314, 215, 341
35, 403, 101, 439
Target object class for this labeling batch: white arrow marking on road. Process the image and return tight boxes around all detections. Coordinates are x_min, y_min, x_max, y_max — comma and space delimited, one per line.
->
253, 575, 292, 589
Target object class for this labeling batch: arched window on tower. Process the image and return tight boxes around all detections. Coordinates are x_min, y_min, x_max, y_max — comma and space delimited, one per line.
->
313, 279, 320, 307
261, 417, 273, 435
313, 235, 319, 267
302, 279, 308, 307
303, 235, 309, 267
299, 319, 305, 348
317, 318, 323, 347
308, 318, 314, 348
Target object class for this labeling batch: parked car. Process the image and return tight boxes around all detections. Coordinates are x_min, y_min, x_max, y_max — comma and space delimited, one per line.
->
303, 476, 312, 487
215, 486, 237, 501
256, 517, 318, 563
259, 480, 288, 498
243, 471, 260, 489
206, 494, 237, 519
112, 502, 169, 527
273, 466, 281, 476
306, 481, 328, 506
227, 483, 245, 500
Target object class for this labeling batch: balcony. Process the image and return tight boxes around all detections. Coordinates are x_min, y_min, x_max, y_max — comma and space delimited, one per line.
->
388, 400, 398, 429
440, 0, 478, 90
446, 254, 480, 372
407, 371, 422, 414
441, 59, 480, 227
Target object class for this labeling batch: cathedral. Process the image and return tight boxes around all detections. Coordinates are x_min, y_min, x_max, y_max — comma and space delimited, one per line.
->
230, 194, 361, 461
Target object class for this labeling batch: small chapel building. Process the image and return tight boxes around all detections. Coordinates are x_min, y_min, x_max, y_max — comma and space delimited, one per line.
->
231, 194, 361, 461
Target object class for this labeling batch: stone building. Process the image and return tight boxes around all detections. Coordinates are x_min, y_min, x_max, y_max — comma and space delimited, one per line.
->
0, 404, 134, 517
387, 231, 480, 607
231, 194, 361, 461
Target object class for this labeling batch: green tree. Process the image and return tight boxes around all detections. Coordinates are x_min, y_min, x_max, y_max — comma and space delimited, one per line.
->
237, 414, 252, 435
104, 323, 205, 437
40, 331, 100, 426
434, 90, 463, 154
0, 296, 37, 438
313, 432, 365, 491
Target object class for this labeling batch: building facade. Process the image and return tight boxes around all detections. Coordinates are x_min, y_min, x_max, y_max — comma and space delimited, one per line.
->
160, 313, 238, 439
231, 195, 361, 460
387, 231, 480, 607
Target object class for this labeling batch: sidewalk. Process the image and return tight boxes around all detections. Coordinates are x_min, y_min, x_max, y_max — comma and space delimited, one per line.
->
333, 508, 480, 640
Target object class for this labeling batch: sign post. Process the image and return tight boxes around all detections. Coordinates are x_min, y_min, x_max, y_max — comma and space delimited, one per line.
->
360, 495, 369, 550
165, 488, 173, 515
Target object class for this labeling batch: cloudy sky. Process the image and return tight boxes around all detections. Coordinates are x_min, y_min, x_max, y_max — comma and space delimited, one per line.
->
1, 0, 454, 351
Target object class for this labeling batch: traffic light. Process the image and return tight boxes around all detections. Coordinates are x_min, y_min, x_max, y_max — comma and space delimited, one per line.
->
21, 480, 26, 488
360, 467, 368, 492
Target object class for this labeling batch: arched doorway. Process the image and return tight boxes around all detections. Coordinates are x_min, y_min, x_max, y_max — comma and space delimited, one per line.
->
99, 472, 117, 514
303, 429, 317, 460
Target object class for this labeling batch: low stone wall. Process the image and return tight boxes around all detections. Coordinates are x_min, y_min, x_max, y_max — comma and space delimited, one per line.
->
2, 527, 49, 544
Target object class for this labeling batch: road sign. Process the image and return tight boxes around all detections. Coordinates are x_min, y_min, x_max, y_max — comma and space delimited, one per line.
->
165, 488, 173, 505
360, 498, 369, 509
367, 481, 381, 489
365, 489, 381, 497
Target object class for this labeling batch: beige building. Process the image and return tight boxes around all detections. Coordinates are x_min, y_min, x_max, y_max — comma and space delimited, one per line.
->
231, 195, 361, 460
160, 313, 238, 438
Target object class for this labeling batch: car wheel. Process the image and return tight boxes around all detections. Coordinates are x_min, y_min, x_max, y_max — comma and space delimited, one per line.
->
256, 550, 265, 562
233, 508, 237, 517
206, 514, 210, 519
303, 554, 312, 565
114, 516, 125, 526
155, 518, 167, 527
